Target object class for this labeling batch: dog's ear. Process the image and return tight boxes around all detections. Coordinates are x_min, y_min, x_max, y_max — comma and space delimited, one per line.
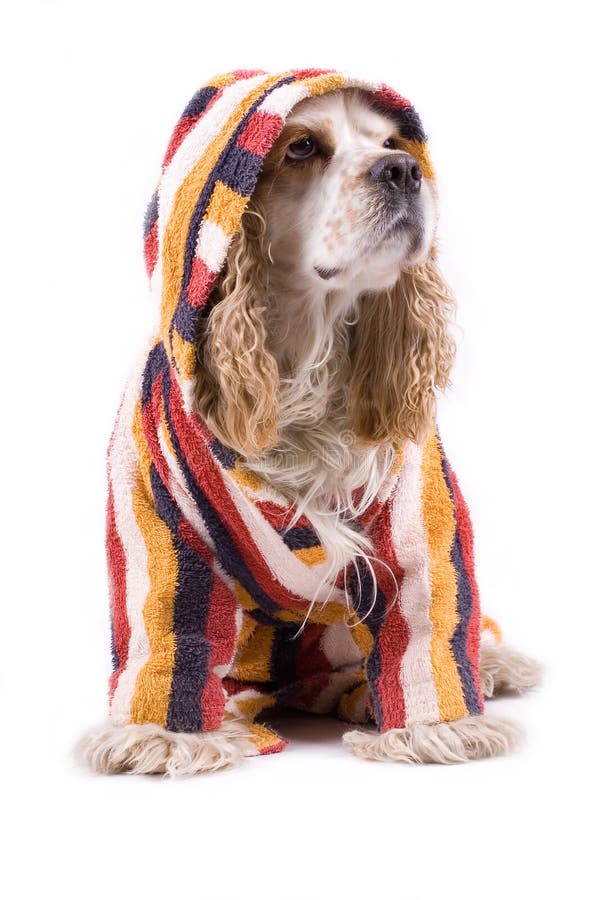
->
194, 208, 279, 456
348, 256, 456, 446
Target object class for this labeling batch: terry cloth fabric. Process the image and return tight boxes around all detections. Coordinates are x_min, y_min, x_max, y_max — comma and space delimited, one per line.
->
106, 69, 484, 756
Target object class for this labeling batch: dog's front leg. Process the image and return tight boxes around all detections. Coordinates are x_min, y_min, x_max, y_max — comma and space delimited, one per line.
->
343, 435, 522, 764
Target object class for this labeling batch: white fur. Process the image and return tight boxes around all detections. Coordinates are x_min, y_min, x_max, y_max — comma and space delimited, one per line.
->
480, 642, 544, 699
344, 716, 523, 764
76, 720, 251, 776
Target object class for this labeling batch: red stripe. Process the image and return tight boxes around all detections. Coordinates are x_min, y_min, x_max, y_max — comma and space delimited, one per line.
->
254, 499, 314, 531
201, 571, 239, 730
163, 115, 200, 169
232, 68, 266, 79
237, 111, 284, 156
296, 625, 330, 679
371, 503, 408, 730
371, 84, 412, 111
141, 371, 176, 494
294, 68, 336, 79
144, 221, 158, 278
259, 739, 288, 755
446, 464, 483, 705
187, 257, 219, 308
107, 487, 130, 699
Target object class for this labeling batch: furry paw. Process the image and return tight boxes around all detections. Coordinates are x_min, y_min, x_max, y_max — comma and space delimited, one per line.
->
76, 719, 252, 776
480, 642, 543, 699
343, 715, 522, 764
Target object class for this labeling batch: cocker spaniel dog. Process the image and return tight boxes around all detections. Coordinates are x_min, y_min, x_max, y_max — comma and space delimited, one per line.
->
80, 70, 540, 775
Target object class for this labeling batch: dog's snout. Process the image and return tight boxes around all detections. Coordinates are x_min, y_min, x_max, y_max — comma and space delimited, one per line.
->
368, 153, 422, 194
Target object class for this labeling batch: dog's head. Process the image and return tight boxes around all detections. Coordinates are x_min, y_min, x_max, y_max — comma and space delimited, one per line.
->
256, 89, 437, 294
193, 86, 455, 456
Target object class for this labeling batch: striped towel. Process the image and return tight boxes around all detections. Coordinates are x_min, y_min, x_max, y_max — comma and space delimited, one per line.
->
106, 70, 484, 756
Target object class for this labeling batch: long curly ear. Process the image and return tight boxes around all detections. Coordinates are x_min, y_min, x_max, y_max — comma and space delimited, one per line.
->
194, 206, 279, 456
348, 256, 456, 445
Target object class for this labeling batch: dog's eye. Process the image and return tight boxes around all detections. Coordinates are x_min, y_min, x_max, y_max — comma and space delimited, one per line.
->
286, 137, 318, 160
383, 137, 398, 149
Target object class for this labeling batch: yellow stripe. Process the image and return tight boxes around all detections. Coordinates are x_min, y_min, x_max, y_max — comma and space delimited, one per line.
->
338, 679, 368, 723
230, 463, 262, 492
246, 721, 285, 753
398, 138, 435, 180
304, 72, 347, 96
161, 73, 290, 370
293, 545, 327, 567
233, 580, 259, 611
236, 692, 276, 721
481, 615, 503, 644
205, 181, 249, 235
170, 328, 196, 383
129, 399, 177, 726
206, 72, 238, 89
232, 623, 274, 682
421, 434, 468, 721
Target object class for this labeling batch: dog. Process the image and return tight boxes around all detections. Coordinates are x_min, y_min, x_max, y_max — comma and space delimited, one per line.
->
79, 70, 540, 775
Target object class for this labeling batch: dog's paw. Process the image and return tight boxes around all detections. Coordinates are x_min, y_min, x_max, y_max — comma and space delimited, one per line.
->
480, 642, 544, 699
343, 715, 522, 764
76, 719, 251, 776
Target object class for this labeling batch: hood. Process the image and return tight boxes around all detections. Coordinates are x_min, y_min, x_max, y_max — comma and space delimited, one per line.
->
142, 69, 434, 395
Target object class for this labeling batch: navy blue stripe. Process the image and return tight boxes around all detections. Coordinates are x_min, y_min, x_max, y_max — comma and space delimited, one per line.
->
280, 526, 322, 551
141, 341, 168, 408
349, 559, 387, 728
109, 620, 119, 672
149, 464, 215, 732
182, 86, 219, 119
159, 362, 283, 617
143, 191, 158, 238
218, 144, 264, 195
210, 438, 236, 470
397, 106, 427, 143
172, 293, 199, 342
170, 74, 296, 348
439, 449, 481, 716
269, 622, 299, 686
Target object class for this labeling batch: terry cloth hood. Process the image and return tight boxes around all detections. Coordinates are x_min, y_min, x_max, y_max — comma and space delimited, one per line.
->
142, 69, 435, 401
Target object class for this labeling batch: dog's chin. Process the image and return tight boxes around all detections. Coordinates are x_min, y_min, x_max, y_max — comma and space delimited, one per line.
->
311, 212, 431, 293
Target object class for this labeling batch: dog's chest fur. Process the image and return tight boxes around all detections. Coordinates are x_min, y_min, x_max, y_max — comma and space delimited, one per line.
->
244, 284, 396, 582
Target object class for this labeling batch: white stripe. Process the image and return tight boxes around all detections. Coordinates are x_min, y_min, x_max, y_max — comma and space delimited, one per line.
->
195, 219, 230, 269
390, 441, 440, 726
108, 353, 152, 725
258, 81, 310, 117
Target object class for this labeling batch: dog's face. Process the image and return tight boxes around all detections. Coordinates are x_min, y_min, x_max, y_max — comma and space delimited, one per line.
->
196, 89, 454, 457
255, 89, 436, 295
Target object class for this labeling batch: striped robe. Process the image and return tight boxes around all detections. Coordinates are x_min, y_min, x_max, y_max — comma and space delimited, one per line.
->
106, 69, 484, 756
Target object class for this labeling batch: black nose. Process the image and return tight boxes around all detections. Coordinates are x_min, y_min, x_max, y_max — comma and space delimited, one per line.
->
368, 153, 422, 193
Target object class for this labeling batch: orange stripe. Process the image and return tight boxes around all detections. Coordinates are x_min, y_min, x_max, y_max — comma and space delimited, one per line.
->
129, 398, 177, 726
421, 434, 468, 721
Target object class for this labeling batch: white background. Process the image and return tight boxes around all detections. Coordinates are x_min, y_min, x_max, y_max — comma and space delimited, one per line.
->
2, 1, 598, 898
